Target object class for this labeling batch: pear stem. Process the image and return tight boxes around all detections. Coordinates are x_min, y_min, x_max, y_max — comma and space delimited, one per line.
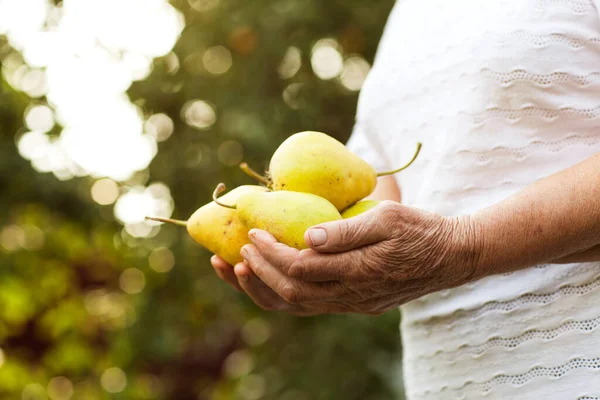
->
213, 183, 237, 210
239, 162, 270, 186
145, 216, 188, 227
376, 142, 423, 177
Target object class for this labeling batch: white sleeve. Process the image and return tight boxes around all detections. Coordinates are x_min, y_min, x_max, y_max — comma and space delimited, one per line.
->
345, 124, 390, 171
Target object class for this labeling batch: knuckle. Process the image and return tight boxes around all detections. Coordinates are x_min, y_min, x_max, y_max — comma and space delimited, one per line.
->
338, 220, 360, 245
280, 283, 301, 304
286, 262, 305, 280
377, 201, 399, 220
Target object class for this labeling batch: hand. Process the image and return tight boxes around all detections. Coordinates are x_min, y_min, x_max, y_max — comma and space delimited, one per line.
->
210, 255, 325, 316
238, 201, 481, 316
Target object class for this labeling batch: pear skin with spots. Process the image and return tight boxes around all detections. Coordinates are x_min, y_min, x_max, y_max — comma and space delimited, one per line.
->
341, 200, 381, 219
234, 191, 342, 249
185, 185, 268, 265
269, 131, 378, 211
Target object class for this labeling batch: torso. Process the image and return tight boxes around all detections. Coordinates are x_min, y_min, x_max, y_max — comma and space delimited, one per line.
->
357, 0, 600, 398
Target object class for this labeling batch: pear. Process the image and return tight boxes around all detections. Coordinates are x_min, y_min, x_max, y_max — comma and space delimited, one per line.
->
266, 131, 421, 211
341, 200, 381, 219
213, 183, 342, 249
146, 185, 268, 266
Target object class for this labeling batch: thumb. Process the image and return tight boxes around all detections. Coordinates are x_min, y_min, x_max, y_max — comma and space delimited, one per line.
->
304, 201, 395, 253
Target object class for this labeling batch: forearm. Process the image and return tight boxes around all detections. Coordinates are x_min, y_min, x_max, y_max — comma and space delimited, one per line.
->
469, 152, 600, 278
552, 244, 600, 264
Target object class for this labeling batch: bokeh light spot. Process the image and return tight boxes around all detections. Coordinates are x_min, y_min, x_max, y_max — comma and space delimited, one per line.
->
241, 318, 271, 346
217, 140, 244, 166
91, 179, 120, 206
17, 132, 50, 160
84, 289, 111, 316
17, 131, 50, 161
25, 105, 54, 133
100, 368, 127, 394
224, 350, 254, 378
340, 56, 371, 91
278, 47, 301, 79
21, 383, 47, 400
91, 179, 119, 206
115, 184, 173, 226
238, 375, 266, 400
22, 224, 45, 251
182, 51, 204, 75
188, 0, 220, 12
119, 268, 146, 294
311, 39, 343, 80
1, 225, 26, 252
20, 69, 47, 98
283, 83, 306, 110
149, 247, 175, 273
47, 377, 73, 400
145, 113, 174, 142
229, 26, 258, 55
203, 45, 232, 75
164, 52, 180, 75
183, 100, 216, 130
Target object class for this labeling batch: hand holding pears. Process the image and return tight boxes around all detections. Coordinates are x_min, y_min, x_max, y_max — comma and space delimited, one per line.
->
146, 130, 420, 264
212, 183, 342, 249
146, 185, 268, 266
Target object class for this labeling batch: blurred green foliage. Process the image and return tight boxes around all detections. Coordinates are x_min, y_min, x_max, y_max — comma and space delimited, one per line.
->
0, 0, 404, 399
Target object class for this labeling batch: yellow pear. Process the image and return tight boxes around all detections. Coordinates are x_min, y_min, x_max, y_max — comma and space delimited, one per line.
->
266, 131, 421, 211
341, 200, 381, 219
213, 184, 342, 249
146, 185, 268, 266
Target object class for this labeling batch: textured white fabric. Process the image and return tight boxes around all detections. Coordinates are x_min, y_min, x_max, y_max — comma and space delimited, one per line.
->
347, 0, 600, 398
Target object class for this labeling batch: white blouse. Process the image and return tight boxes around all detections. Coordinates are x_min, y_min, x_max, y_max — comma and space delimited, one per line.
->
347, 0, 600, 398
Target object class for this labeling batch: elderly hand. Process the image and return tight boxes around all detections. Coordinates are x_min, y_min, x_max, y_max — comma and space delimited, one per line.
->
211, 201, 481, 316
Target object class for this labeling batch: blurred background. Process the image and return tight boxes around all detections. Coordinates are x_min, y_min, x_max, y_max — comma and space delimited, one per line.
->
0, 0, 402, 399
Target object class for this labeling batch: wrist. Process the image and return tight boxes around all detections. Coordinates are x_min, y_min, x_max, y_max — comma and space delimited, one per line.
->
445, 215, 486, 284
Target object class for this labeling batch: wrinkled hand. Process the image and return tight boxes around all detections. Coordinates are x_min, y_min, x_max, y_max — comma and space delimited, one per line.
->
211, 201, 480, 316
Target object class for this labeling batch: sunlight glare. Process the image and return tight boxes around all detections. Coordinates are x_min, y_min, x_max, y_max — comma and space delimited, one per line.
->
115, 183, 174, 238
2, 0, 184, 184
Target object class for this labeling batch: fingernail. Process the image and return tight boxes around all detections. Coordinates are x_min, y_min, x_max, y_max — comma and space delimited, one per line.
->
249, 229, 269, 244
308, 228, 328, 246
248, 229, 259, 243
240, 246, 249, 259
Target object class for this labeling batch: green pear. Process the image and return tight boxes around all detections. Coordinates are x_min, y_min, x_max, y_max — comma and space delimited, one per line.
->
341, 200, 381, 219
266, 131, 421, 211
146, 185, 268, 266
213, 183, 342, 249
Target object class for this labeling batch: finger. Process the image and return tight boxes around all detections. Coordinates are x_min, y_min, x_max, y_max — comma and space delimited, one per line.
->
247, 229, 299, 275
234, 262, 301, 313
247, 229, 350, 282
305, 201, 398, 253
285, 248, 368, 282
211, 255, 243, 292
242, 244, 345, 303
